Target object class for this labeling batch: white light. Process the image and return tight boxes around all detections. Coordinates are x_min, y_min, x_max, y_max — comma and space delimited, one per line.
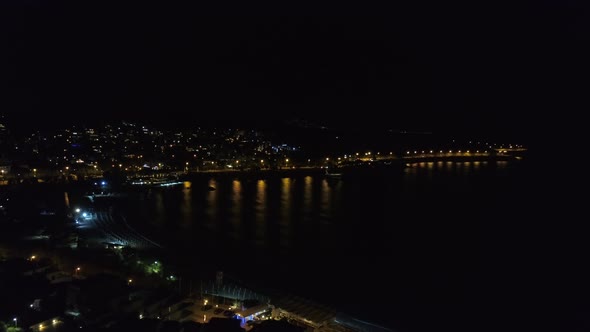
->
75, 208, 81, 213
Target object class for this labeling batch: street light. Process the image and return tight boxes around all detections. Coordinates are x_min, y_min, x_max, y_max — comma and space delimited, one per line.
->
13, 317, 17, 327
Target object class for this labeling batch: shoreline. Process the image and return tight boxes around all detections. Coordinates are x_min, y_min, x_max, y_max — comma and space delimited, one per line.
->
179, 155, 520, 178
0, 154, 523, 186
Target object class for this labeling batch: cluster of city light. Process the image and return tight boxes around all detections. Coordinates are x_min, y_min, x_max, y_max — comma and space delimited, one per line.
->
310, 144, 526, 166
404, 150, 489, 156
3, 122, 292, 175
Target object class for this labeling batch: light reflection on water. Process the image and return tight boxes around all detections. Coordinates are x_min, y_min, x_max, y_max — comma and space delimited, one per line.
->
280, 178, 292, 248
134, 161, 511, 253
181, 182, 192, 227
320, 179, 332, 222
204, 179, 217, 229
255, 179, 266, 246
303, 176, 313, 219
230, 180, 242, 240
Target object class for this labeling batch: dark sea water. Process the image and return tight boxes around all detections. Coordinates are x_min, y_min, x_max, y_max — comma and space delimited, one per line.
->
123, 160, 528, 331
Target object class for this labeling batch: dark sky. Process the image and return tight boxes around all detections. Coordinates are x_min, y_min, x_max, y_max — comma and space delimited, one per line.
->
1, 1, 587, 139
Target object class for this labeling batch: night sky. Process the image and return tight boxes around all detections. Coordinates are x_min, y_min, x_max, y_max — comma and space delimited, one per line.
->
1, 1, 587, 138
